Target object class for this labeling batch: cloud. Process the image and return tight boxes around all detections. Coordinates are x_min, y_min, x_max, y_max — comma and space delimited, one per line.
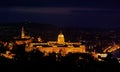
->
0, 7, 120, 15
10, 7, 72, 14
1, 7, 120, 15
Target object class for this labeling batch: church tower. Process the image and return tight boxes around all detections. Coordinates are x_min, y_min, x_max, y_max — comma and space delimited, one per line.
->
21, 26, 25, 39
57, 31, 65, 44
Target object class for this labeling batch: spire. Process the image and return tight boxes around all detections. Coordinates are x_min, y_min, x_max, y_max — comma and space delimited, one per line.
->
21, 26, 25, 39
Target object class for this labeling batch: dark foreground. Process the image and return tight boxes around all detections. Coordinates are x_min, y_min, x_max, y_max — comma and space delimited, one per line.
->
0, 61, 120, 72
0, 51, 120, 72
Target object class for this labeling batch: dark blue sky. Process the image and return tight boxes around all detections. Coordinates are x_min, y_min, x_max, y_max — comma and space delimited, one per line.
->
0, 0, 120, 28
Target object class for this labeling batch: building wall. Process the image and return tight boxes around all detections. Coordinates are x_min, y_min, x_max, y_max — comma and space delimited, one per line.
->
26, 45, 86, 56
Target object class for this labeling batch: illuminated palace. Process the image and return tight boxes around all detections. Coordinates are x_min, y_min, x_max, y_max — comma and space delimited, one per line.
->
19, 26, 86, 56
15, 26, 120, 57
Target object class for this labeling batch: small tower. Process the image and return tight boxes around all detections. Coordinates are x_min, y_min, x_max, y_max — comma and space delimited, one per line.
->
57, 31, 65, 44
37, 36, 42, 42
21, 26, 25, 39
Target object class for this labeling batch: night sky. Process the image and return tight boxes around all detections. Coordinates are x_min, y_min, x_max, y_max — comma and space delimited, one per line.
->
0, 0, 120, 28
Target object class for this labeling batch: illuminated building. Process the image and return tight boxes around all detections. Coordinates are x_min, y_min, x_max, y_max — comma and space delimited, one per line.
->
14, 26, 32, 45
21, 26, 25, 39
103, 43, 120, 53
26, 30, 86, 56
57, 31, 65, 44
37, 36, 43, 42
10, 25, 86, 56
21, 26, 30, 39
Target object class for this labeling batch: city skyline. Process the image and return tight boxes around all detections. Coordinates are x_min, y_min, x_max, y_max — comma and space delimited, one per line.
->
0, 1, 120, 70
0, 0, 120, 28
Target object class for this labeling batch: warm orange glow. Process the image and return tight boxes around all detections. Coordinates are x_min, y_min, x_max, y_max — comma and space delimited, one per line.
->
1, 51, 15, 59
35, 46, 86, 56
103, 44, 120, 53
15, 41, 25, 45
57, 31, 65, 44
